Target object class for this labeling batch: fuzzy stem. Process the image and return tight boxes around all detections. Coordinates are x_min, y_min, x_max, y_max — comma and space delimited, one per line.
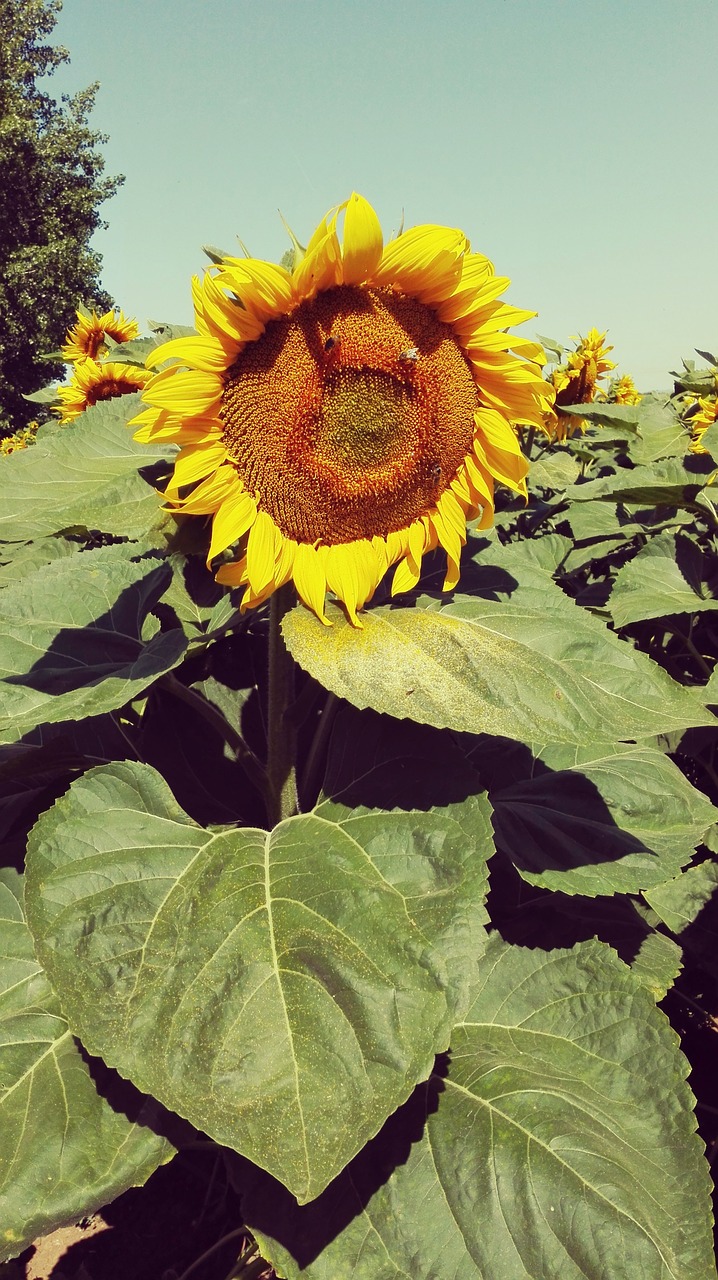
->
266, 584, 299, 825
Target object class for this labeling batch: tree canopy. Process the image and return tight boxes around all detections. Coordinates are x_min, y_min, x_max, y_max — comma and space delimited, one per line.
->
0, 0, 121, 433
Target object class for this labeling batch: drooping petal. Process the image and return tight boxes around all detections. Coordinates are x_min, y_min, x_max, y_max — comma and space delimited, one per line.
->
164, 441, 228, 497
207, 489, 257, 562
246, 509, 281, 596
166, 465, 238, 515
292, 543, 330, 624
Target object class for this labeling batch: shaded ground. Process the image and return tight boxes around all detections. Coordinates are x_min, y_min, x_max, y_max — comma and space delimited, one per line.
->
13, 1147, 274, 1280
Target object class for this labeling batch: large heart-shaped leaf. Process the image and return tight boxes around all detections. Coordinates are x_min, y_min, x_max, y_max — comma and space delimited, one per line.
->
0, 547, 187, 742
237, 938, 715, 1280
318, 704, 494, 1015
0, 870, 174, 1263
469, 739, 718, 896
282, 596, 714, 742
24, 759, 487, 1202
0, 394, 172, 542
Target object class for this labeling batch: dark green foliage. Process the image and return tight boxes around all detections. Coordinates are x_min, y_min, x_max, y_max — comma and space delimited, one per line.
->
0, 0, 121, 433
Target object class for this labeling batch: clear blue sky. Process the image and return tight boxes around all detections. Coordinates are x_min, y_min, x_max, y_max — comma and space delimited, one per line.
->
48, 0, 717, 391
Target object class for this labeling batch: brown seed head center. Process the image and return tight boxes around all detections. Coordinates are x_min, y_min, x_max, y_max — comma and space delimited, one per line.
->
221, 285, 478, 545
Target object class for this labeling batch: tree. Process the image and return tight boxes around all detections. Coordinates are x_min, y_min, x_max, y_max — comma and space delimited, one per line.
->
0, 0, 121, 433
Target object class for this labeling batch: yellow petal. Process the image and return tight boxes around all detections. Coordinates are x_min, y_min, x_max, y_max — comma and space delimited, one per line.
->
342, 193, 383, 285
207, 490, 257, 562
217, 260, 294, 326
215, 557, 248, 588
146, 336, 237, 373
194, 271, 264, 343
142, 367, 222, 416
474, 410, 529, 493
293, 543, 330, 624
169, 465, 238, 514
392, 554, 421, 596
373, 224, 468, 302
292, 216, 341, 300
324, 542, 363, 626
436, 274, 510, 324
246, 510, 280, 595
164, 441, 228, 496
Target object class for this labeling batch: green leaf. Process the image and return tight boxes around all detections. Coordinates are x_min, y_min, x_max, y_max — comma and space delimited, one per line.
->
0, 535, 80, 587
473, 739, 718, 896
0, 869, 174, 1264
0, 394, 173, 542
319, 705, 493, 1015
559, 402, 641, 432
238, 938, 715, 1280
0, 547, 187, 742
609, 531, 718, 628
24, 759, 479, 1203
567, 456, 714, 509
147, 320, 199, 342
626, 402, 690, 465
22, 384, 60, 406
528, 452, 581, 491
568, 499, 623, 541
282, 596, 715, 743
629, 931, 682, 1000
698, 421, 718, 461
104, 336, 158, 366
702, 665, 718, 705
645, 860, 718, 948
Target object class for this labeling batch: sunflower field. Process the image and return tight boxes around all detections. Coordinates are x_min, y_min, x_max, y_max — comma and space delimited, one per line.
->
1, 197, 717, 1280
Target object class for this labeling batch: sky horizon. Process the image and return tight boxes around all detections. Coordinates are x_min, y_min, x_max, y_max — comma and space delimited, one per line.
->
46, 0, 717, 392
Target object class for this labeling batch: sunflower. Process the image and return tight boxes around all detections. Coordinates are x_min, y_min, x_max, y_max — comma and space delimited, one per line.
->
549, 328, 616, 439
55, 359, 152, 424
607, 373, 642, 406
686, 393, 718, 455
61, 308, 139, 363
133, 193, 552, 625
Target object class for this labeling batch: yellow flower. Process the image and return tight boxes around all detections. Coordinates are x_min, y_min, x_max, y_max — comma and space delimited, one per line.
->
609, 373, 642, 406
0, 421, 39, 454
55, 359, 152, 424
61, 308, 139, 363
687, 393, 718, 455
549, 328, 616, 438
134, 193, 552, 626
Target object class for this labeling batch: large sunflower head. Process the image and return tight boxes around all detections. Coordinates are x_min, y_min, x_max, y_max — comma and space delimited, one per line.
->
55, 359, 152, 424
61, 308, 139, 363
133, 194, 553, 625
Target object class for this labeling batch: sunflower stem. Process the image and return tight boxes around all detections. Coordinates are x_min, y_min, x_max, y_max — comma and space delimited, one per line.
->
266, 585, 299, 826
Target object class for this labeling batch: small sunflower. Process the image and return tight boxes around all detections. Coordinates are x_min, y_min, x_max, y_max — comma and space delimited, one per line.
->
607, 373, 642, 406
56, 359, 152, 424
549, 328, 616, 438
134, 193, 552, 625
686, 393, 718, 455
0, 421, 38, 455
61, 308, 139, 363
